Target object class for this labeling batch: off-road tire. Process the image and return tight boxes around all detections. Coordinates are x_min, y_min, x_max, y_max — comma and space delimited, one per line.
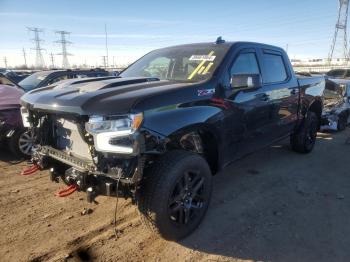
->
137, 150, 212, 240
290, 111, 318, 154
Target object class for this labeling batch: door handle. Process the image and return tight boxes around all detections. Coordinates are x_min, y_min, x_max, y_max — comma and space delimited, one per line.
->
258, 93, 269, 101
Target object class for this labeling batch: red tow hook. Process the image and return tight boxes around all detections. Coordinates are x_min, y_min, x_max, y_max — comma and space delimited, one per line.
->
55, 184, 78, 197
20, 163, 40, 176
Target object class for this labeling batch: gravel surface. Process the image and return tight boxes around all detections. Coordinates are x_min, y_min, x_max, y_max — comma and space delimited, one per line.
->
1, 130, 350, 262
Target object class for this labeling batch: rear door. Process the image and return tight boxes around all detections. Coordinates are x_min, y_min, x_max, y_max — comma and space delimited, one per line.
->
258, 49, 299, 138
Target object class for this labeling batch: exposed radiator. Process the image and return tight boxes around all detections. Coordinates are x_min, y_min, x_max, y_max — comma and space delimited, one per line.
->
55, 118, 92, 161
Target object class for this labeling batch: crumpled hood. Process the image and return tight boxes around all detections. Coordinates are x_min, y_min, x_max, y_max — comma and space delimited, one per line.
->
0, 84, 24, 110
21, 77, 194, 115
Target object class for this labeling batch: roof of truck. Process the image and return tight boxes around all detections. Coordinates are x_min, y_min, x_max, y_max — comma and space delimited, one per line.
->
156, 41, 284, 52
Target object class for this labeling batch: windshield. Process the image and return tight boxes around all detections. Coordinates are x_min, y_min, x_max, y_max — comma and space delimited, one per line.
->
120, 44, 230, 82
0, 74, 19, 88
19, 71, 51, 91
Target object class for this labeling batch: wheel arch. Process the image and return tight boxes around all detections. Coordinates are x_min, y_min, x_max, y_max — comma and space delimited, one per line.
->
166, 123, 220, 174
306, 98, 323, 126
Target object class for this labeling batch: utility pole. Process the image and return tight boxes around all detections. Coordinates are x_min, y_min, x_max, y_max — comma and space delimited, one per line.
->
55, 30, 72, 69
101, 56, 107, 68
27, 27, 45, 68
112, 56, 115, 68
105, 24, 109, 68
328, 0, 349, 63
22, 48, 28, 68
49, 52, 55, 68
3, 57, 8, 68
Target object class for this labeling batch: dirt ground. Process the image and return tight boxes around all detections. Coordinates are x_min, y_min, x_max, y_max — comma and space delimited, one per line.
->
1, 130, 350, 262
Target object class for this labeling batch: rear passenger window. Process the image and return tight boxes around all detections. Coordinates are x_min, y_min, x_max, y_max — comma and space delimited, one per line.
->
262, 53, 288, 83
231, 53, 260, 75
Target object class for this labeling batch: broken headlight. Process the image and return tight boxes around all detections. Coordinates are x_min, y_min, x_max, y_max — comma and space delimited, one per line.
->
85, 113, 143, 154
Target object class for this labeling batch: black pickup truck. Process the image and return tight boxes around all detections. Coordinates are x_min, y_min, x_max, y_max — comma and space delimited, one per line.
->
20, 39, 325, 240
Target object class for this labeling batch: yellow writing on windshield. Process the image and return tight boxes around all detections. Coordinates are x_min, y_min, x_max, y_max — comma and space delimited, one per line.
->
198, 66, 205, 74
203, 62, 214, 75
188, 51, 215, 80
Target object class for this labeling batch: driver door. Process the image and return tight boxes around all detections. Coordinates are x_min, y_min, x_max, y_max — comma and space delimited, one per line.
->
222, 49, 272, 162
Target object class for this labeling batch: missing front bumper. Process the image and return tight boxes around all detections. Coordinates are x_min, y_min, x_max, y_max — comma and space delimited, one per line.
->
38, 145, 95, 173
34, 145, 142, 201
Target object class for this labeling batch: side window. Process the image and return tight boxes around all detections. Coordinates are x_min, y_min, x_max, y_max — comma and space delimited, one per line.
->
230, 53, 260, 76
262, 53, 288, 83
48, 74, 69, 85
143, 57, 171, 79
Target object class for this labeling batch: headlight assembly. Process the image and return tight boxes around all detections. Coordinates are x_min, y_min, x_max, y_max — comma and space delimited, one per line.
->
85, 113, 143, 154
85, 113, 143, 134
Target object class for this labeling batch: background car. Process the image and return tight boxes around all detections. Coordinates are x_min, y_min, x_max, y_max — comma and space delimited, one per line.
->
0, 83, 34, 157
321, 75, 350, 131
0, 72, 23, 88
18, 68, 111, 92
0, 68, 30, 83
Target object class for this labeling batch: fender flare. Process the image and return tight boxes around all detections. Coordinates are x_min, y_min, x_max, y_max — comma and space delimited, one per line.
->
142, 106, 222, 138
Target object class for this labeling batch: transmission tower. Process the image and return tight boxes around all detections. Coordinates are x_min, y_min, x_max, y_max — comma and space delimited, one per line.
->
55, 31, 72, 69
27, 27, 45, 68
328, 0, 349, 63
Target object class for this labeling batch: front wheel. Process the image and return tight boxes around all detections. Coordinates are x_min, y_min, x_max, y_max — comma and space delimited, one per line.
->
290, 111, 318, 154
137, 150, 212, 240
8, 129, 36, 158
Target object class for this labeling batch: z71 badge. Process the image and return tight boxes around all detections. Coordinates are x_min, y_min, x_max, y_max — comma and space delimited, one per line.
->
198, 88, 215, 96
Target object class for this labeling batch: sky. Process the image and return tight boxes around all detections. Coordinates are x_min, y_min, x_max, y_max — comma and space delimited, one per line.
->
0, 0, 342, 68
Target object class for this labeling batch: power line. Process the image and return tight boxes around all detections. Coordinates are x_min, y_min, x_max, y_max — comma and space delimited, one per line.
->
55, 30, 72, 69
328, 0, 349, 63
27, 27, 45, 68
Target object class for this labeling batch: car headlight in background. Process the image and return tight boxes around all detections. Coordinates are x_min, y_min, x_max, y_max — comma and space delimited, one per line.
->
85, 113, 143, 154
20, 107, 31, 127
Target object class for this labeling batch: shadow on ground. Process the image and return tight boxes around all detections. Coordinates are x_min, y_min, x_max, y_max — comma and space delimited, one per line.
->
176, 131, 350, 262
0, 146, 25, 164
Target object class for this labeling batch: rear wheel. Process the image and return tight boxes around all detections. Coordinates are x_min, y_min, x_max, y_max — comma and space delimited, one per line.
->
137, 150, 212, 240
290, 111, 318, 153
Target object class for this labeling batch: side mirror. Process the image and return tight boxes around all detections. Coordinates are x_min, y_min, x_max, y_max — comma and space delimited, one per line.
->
230, 74, 262, 89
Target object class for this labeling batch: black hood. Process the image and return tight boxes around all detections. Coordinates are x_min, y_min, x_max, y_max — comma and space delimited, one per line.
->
21, 77, 196, 115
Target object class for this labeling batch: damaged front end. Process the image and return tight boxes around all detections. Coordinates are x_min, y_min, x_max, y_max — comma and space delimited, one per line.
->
21, 107, 149, 202
320, 102, 350, 131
